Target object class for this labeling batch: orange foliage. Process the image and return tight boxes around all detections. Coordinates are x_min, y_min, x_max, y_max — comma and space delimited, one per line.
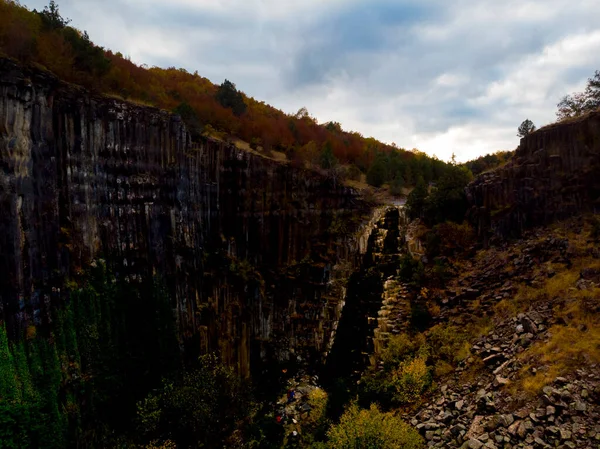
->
0, 0, 452, 180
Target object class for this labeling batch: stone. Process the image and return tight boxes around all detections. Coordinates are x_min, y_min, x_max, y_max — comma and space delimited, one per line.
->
573, 401, 587, 412
495, 376, 510, 386
560, 429, 572, 440
508, 420, 521, 436
465, 416, 486, 440
464, 438, 483, 449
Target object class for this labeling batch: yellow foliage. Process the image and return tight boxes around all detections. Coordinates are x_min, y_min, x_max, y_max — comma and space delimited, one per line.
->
381, 333, 427, 368
390, 357, 431, 404
433, 360, 454, 378
25, 325, 36, 340
427, 301, 441, 318
514, 291, 600, 396
304, 387, 328, 430
327, 404, 423, 449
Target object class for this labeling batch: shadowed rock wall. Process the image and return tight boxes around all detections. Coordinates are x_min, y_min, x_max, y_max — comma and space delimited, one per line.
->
0, 58, 369, 377
467, 112, 600, 239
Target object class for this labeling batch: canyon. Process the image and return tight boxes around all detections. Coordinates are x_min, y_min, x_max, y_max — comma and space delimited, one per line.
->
2, 56, 600, 449
0, 57, 371, 379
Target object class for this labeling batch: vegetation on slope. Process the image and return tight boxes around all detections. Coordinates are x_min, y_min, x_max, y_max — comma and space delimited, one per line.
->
0, 0, 458, 191
463, 150, 513, 176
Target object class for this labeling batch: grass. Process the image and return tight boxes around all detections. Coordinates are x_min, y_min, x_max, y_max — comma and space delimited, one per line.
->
469, 217, 600, 397
514, 313, 600, 396
104, 92, 157, 108
537, 107, 600, 131
507, 256, 600, 395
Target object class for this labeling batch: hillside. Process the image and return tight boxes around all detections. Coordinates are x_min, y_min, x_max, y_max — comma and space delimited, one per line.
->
0, 0, 458, 192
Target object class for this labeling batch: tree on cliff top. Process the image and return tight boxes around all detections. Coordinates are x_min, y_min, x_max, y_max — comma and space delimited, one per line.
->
215, 79, 247, 117
517, 119, 536, 138
320, 141, 338, 169
556, 69, 600, 120
556, 93, 589, 121
37, 0, 70, 30
585, 70, 600, 110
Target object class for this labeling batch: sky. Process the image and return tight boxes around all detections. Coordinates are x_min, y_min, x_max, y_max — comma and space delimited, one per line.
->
24, 0, 600, 162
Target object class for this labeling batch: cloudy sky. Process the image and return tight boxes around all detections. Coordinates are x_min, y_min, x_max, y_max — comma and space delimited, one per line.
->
25, 0, 600, 161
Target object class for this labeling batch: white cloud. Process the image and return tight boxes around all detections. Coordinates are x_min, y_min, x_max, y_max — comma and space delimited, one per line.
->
20, 0, 600, 161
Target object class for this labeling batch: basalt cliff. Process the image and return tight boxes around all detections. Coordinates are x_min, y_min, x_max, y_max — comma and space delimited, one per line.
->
0, 58, 370, 378
467, 113, 600, 239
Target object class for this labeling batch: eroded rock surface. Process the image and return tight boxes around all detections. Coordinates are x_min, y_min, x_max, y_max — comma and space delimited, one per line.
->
0, 58, 369, 376
467, 114, 600, 239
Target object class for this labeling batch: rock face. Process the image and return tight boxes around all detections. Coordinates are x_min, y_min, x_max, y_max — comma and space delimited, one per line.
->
0, 58, 369, 377
467, 113, 600, 239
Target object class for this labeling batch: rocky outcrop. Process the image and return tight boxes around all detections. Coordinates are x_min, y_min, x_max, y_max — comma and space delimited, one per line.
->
0, 58, 369, 377
467, 113, 600, 239
406, 222, 600, 448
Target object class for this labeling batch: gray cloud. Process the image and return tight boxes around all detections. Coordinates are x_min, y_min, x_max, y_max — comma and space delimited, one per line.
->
23, 0, 600, 160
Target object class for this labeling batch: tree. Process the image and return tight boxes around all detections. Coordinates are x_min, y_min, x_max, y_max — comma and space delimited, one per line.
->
423, 165, 473, 225
405, 176, 428, 220
215, 79, 247, 116
294, 107, 309, 119
320, 141, 338, 169
326, 404, 423, 449
136, 354, 252, 448
584, 70, 600, 110
556, 93, 589, 120
389, 176, 404, 196
517, 119, 536, 138
37, 0, 70, 30
556, 70, 600, 120
174, 102, 203, 140
366, 154, 388, 187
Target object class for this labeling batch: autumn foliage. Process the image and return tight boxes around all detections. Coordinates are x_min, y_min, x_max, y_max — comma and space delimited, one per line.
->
0, 0, 455, 185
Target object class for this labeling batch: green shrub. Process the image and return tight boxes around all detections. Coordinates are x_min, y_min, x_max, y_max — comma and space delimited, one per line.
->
380, 333, 426, 370
326, 404, 423, 449
346, 165, 363, 181
388, 357, 431, 404
398, 254, 424, 288
136, 354, 253, 448
427, 324, 469, 364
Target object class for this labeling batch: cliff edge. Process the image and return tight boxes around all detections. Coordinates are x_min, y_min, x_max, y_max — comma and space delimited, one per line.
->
467, 112, 600, 240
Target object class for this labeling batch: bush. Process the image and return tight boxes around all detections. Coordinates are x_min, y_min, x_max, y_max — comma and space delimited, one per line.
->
346, 164, 362, 181
136, 354, 253, 448
359, 334, 431, 408
388, 357, 431, 404
426, 324, 470, 364
327, 404, 423, 449
389, 176, 405, 196
291, 388, 330, 447
380, 333, 426, 370
398, 253, 424, 288
366, 158, 387, 187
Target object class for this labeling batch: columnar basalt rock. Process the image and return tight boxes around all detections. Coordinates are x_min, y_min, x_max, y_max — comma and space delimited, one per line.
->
467, 112, 600, 239
0, 58, 369, 377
